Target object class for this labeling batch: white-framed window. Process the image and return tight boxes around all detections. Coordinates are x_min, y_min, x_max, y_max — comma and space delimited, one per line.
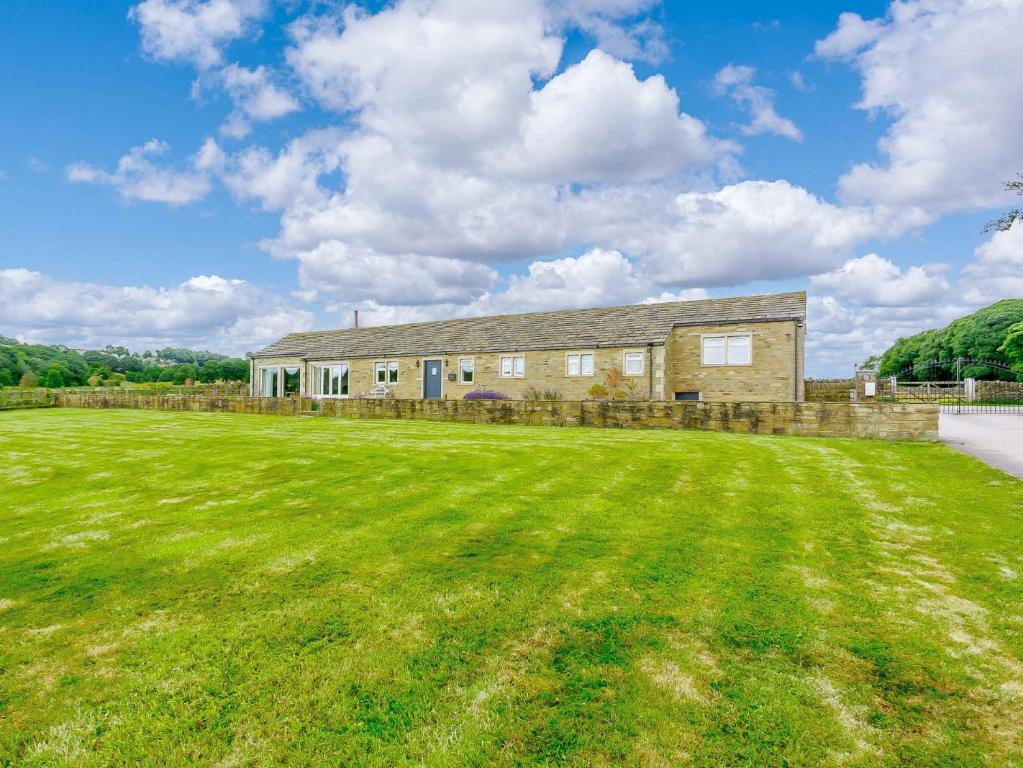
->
459, 358, 474, 384
312, 364, 349, 397
375, 361, 399, 384
500, 355, 525, 378
258, 366, 279, 397
624, 351, 644, 376
566, 352, 594, 377
702, 334, 752, 366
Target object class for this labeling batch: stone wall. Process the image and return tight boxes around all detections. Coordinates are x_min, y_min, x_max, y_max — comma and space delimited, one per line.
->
0, 388, 56, 410
54, 391, 938, 441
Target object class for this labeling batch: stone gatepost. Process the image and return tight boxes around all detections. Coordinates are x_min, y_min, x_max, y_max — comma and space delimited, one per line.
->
853, 369, 877, 401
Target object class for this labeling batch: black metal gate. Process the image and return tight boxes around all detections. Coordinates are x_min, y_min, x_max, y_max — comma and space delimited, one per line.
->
877, 358, 1023, 414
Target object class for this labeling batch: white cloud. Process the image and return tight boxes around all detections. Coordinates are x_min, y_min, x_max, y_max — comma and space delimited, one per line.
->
810, 253, 949, 307
495, 49, 733, 182
961, 223, 1023, 305
66, 138, 222, 205
316, 248, 683, 330
222, 129, 342, 211
0, 269, 312, 355
293, 241, 498, 306
547, 0, 667, 62
129, 0, 267, 69
713, 64, 802, 140
215, 63, 299, 138
816, 0, 1023, 215
484, 248, 651, 313
589, 180, 879, 286
813, 11, 884, 59
789, 71, 812, 92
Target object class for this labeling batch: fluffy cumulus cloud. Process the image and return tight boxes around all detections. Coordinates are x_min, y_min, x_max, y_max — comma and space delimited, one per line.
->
589, 180, 879, 286
810, 253, 949, 307
961, 223, 1023, 305
130, 0, 267, 69
214, 64, 299, 138
816, 0, 1023, 215
0, 269, 312, 354
293, 242, 499, 306
313, 248, 711, 330
712, 65, 802, 140
546, 0, 667, 62
66, 138, 223, 205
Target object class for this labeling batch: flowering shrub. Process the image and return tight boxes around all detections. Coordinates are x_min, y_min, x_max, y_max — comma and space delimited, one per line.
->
463, 389, 510, 400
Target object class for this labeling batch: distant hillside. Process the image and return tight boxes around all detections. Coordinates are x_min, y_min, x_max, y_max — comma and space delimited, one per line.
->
878, 299, 1023, 381
0, 339, 249, 388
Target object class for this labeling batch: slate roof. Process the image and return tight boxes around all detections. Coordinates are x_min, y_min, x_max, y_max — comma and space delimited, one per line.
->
253, 291, 806, 359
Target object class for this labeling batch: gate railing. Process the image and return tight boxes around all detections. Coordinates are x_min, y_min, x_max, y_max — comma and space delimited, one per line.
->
878, 357, 1022, 413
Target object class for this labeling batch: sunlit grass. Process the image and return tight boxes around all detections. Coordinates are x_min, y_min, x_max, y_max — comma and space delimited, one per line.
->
1, 409, 1021, 767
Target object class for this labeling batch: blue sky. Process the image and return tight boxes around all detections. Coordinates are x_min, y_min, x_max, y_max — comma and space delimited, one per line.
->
1, 0, 1020, 376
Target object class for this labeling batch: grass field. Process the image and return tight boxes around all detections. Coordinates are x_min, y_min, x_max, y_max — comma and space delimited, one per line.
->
1, 409, 1021, 767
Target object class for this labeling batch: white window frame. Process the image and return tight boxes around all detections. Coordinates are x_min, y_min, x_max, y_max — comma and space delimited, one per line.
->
701, 333, 753, 367
311, 363, 349, 397
565, 352, 595, 377
623, 351, 644, 376
458, 357, 475, 385
375, 360, 400, 384
500, 355, 525, 378
257, 366, 280, 397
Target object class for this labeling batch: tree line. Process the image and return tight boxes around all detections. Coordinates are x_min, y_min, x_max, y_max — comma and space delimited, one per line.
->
877, 299, 1023, 380
0, 338, 249, 388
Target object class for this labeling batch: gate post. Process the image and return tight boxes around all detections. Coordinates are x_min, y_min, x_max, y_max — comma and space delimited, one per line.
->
964, 378, 976, 402
854, 369, 877, 401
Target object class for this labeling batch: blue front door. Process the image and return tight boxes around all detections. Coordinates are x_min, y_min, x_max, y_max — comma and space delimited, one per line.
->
424, 359, 442, 399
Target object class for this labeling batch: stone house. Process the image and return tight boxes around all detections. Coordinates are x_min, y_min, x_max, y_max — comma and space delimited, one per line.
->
249, 291, 806, 402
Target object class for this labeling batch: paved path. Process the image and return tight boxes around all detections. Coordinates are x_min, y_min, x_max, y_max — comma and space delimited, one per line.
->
939, 413, 1023, 479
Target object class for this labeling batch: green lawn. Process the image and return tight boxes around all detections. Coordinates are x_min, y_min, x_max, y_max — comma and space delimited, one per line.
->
1, 409, 1021, 767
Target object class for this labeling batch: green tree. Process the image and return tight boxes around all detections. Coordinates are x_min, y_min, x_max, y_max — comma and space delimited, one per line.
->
0, 369, 13, 387
220, 358, 250, 382
44, 364, 65, 388
998, 322, 1023, 375
984, 173, 1023, 232
198, 359, 223, 383
173, 364, 197, 385
878, 299, 1023, 380
19, 371, 38, 387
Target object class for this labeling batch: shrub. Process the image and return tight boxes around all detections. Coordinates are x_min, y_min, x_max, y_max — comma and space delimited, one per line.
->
523, 384, 548, 402
19, 371, 38, 388
587, 383, 608, 400
521, 385, 560, 400
463, 389, 510, 400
